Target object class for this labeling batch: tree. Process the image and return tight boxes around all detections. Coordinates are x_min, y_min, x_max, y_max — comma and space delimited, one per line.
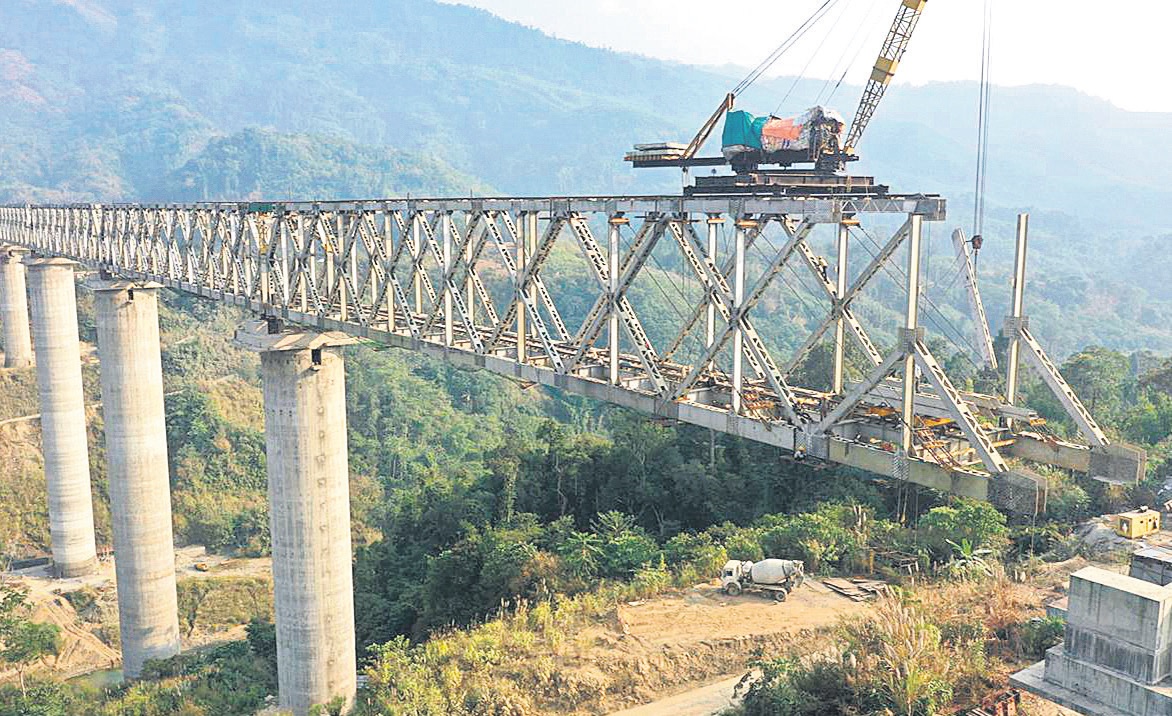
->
1059, 347, 1132, 424
1, 622, 61, 696
0, 583, 61, 697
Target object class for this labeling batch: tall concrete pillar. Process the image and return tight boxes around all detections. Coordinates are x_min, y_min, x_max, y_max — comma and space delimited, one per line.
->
236, 321, 357, 716
0, 245, 33, 368
89, 278, 180, 677
27, 258, 98, 578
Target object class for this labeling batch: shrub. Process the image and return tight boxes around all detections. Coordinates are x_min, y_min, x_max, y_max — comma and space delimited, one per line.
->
707, 523, 765, 562
246, 619, 277, 673
917, 499, 1008, 559
629, 558, 672, 599
757, 504, 866, 572
1047, 481, 1091, 522
1021, 616, 1065, 659
664, 532, 727, 576
601, 532, 661, 578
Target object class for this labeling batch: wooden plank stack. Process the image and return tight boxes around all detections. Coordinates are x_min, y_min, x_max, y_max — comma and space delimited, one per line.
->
821, 577, 890, 601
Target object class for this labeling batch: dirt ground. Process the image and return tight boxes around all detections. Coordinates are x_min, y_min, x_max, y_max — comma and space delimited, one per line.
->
1, 545, 272, 681
616, 578, 864, 647
547, 579, 869, 715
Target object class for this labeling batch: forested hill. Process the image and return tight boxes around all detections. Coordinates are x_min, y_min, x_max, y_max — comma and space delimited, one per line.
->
3, 0, 1172, 219
3, 0, 1172, 353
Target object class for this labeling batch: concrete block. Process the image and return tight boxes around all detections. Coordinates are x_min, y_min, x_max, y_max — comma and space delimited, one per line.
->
1012, 660, 1130, 716
1065, 625, 1172, 684
1089, 443, 1147, 485
1042, 646, 1172, 716
1065, 568, 1172, 666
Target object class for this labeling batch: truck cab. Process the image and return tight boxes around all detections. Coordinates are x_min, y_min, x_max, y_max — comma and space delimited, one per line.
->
720, 560, 751, 595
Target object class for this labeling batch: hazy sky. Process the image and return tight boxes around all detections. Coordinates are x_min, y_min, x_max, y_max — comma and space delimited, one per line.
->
444, 0, 1171, 113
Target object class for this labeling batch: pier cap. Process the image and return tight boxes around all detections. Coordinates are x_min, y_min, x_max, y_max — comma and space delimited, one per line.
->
233, 319, 358, 353
83, 276, 164, 292
0, 244, 30, 261
24, 256, 81, 270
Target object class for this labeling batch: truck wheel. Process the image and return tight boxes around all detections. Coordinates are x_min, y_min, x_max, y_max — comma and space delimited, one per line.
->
724, 582, 742, 596
773, 589, 788, 602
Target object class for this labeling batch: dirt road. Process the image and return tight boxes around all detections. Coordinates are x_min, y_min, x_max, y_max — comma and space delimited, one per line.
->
607, 673, 748, 716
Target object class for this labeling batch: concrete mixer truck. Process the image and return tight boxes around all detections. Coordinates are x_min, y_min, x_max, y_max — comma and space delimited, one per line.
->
720, 559, 805, 601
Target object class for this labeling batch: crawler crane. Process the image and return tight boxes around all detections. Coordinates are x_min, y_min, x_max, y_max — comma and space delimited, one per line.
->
625, 0, 927, 195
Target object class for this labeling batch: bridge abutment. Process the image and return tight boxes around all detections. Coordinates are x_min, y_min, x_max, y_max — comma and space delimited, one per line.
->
236, 321, 357, 716
0, 245, 33, 368
90, 278, 181, 677
26, 258, 98, 578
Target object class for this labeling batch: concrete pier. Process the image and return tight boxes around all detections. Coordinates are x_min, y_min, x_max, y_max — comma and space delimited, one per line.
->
90, 279, 180, 677
0, 245, 33, 368
26, 258, 97, 577
1012, 566, 1172, 715
236, 321, 357, 716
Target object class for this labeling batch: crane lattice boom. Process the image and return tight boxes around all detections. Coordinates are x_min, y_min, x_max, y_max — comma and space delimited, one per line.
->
845, 0, 927, 152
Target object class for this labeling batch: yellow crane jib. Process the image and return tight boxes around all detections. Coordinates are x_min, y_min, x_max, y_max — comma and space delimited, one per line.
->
845, 0, 927, 154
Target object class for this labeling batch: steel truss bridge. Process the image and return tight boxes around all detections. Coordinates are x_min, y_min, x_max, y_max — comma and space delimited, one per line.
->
0, 194, 1143, 511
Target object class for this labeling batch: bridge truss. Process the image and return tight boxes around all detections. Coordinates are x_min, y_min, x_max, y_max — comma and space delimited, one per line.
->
0, 194, 1141, 510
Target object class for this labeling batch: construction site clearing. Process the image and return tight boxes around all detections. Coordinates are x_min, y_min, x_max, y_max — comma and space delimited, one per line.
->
3, 539, 1126, 716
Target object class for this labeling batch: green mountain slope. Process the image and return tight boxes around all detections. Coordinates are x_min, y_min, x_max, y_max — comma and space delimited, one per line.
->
4, 0, 1171, 217
156, 128, 489, 202
1, 0, 1170, 354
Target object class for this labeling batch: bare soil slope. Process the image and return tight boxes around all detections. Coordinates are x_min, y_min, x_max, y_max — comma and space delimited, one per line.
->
555, 580, 867, 714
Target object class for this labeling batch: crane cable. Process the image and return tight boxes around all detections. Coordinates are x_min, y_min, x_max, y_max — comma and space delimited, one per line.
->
972, 0, 994, 240
818, 0, 884, 106
850, 226, 985, 372
733, 0, 839, 96
773, 0, 850, 116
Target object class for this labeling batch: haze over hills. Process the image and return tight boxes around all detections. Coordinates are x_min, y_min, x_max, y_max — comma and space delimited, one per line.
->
3, 0, 1171, 213
1, 0, 1171, 354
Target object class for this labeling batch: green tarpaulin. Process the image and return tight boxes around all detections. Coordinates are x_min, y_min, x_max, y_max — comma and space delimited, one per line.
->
721, 110, 767, 150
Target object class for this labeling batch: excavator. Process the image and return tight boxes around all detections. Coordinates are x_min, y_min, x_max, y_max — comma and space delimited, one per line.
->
625, 0, 927, 196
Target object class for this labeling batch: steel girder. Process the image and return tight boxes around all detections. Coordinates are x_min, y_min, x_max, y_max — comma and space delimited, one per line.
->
0, 194, 1122, 505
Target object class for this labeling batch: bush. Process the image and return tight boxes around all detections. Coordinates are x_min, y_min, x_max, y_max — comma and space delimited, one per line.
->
246, 618, 277, 672
629, 558, 672, 599
1021, 616, 1065, 659
601, 532, 661, 578
757, 504, 865, 572
738, 656, 855, 716
705, 523, 765, 562
917, 499, 1008, 559
1047, 481, 1091, 522
664, 532, 727, 576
